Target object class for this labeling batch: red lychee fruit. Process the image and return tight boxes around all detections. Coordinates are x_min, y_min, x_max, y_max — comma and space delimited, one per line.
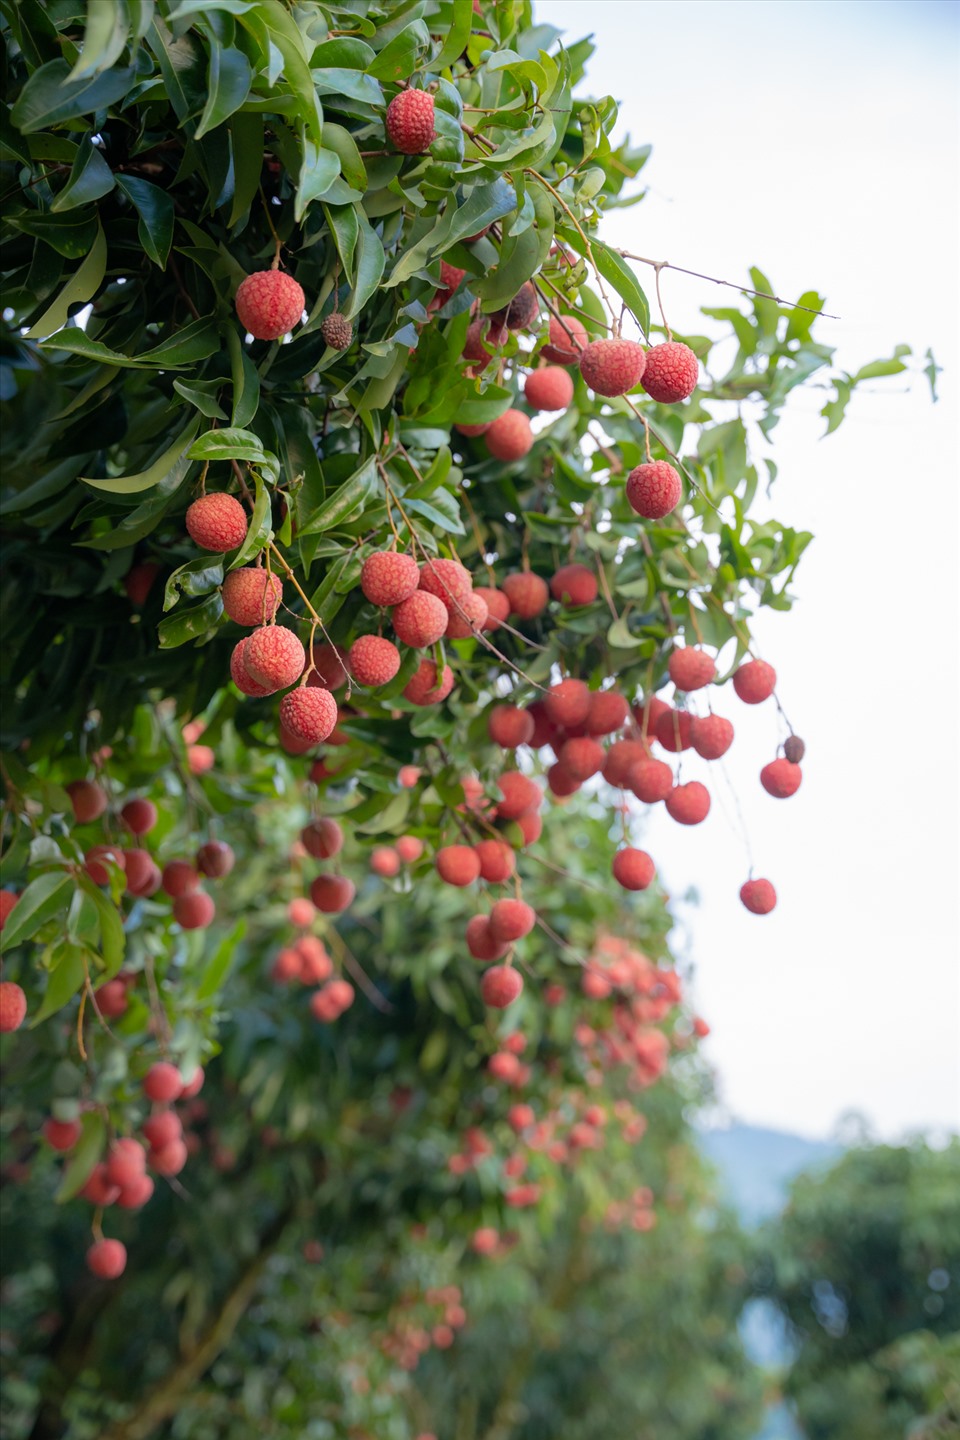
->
654, 708, 694, 753
549, 564, 597, 606
143, 1062, 183, 1104
585, 690, 628, 736
398, 765, 422, 788
396, 835, 424, 864
525, 700, 558, 749
85, 844, 126, 887
640, 341, 699, 403
602, 739, 648, 788
42, 1117, 82, 1151
173, 890, 215, 929
150, 1138, 188, 1176
665, 781, 711, 825
625, 461, 682, 520
310, 874, 355, 913
474, 839, 515, 884
446, 591, 488, 639
544, 678, 591, 728
733, 658, 777, 704
391, 591, 448, 648
301, 818, 344, 860
348, 635, 401, 687
784, 735, 806, 764
235, 270, 305, 340
123, 561, 159, 607
305, 642, 350, 691
668, 647, 717, 692
558, 736, 604, 781
471, 1226, 499, 1254
740, 878, 777, 914
474, 586, 510, 630
489, 898, 535, 944
221, 567, 283, 626
501, 571, 548, 618
542, 313, 588, 365
361, 551, 420, 607
488, 705, 535, 748
403, 659, 454, 705
385, 88, 435, 154
547, 762, 580, 798
94, 977, 129, 1017
418, 558, 472, 609
633, 693, 672, 739
196, 840, 235, 878
161, 860, 199, 898
436, 845, 481, 887
0, 891, 19, 931
438, 259, 466, 298
612, 848, 655, 891
106, 1137, 147, 1189
579, 338, 646, 397
296, 936, 332, 985
79, 1163, 120, 1206
760, 759, 802, 798
120, 797, 157, 836
116, 1173, 155, 1209
87, 1238, 127, 1280
691, 714, 734, 760
629, 757, 674, 803
185, 493, 248, 552
496, 771, 541, 819
180, 1066, 204, 1099
245, 625, 306, 690
467, 914, 508, 961
142, 1111, 182, 1150
65, 779, 108, 824
504, 281, 538, 330
462, 315, 506, 366
485, 410, 534, 462
525, 366, 574, 412
481, 965, 524, 1008
508, 1103, 535, 1133
187, 744, 215, 775
371, 846, 401, 878
230, 637, 275, 697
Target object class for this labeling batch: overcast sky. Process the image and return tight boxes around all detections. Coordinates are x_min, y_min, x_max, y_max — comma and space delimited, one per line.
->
542, 0, 960, 1140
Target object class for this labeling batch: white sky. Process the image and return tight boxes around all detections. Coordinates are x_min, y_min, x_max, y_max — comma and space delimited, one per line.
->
543, 0, 960, 1140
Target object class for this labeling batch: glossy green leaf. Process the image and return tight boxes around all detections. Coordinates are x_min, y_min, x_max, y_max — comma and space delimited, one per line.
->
116, 175, 175, 268
31, 941, 88, 1024
0, 871, 74, 951
343, 212, 385, 320
227, 327, 261, 428
195, 918, 246, 1001
298, 456, 377, 536
68, 0, 132, 79
25, 225, 107, 340
81, 417, 200, 494
158, 590, 225, 647
195, 45, 252, 139
50, 138, 116, 213
295, 140, 341, 222
163, 556, 225, 611
10, 59, 137, 134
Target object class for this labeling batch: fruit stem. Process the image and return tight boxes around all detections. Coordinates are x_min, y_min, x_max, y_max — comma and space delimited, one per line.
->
617, 251, 839, 319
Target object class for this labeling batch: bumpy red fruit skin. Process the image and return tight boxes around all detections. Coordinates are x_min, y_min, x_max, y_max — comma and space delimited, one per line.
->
124, 850, 157, 896
542, 313, 588, 365
585, 690, 628, 735
641, 341, 699, 403
474, 587, 505, 632
144, 1062, 183, 1103
436, 845, 481, 887
186, 493, 248, 552
0, 982, 27, 1033
455, 421, 491, 437
392, 591, 448, 648
142, 1111, 182, 1150
174, 890, 215, 929
733, 659, 777, 704
43, 1116, 83, 1151
403, 659, 454, 705
612, 848, 655, 891
66, 779, 108, 824
668, 647, 717, 692
361, 551, 420, 607
85, 844, 125, 886
95, 977, 130, 1016
760, 759, 802, 798
161, 860, 198, 898
116, 1174, 155, 1209
371, 846, 401, 877
489, 898, 535, 943
396, 835, 424, 864
545, 678, 591, 728
244, 625, 305, 690
558, 737, 604, 781
481, 965, 524, 1008
550, 564, 597, 606
87, 1239, 127, 1280
222, 567, 283, 626
385, 89, 435, 153
445, 590, 488, 639
547, 762, 580, 798
474, 839, 515, 884
348, 635, 401, 687
691, 714, 734, 760
488, 705, 535, 749
235, 270, 304, 339
197, 840, 234, 878
418, 558, 472, 608
486, 409, 534, 462
504, 282, 538, 330
106, 1137, 147, 1188
496, 771, 541, 819
310, 873, 356, 914
655, 709, 694, 753
301, 818, 343, 860
579, 338, 646, 397
601, 739, 647, 788
123, 561, 159, 607
629, 757, 674, 803
230, 637, 275, 697
502, 571, 548, 618
466, 914, 508, 961
120, 797, 157, 836
524, 366, 574, 411
151, 1138, 188, 1175
740, 878, 777, 914
626, 461, 682, 520
665, 781, 711, 825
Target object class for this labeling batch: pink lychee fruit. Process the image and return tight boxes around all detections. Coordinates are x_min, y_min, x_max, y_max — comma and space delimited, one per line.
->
87, 1238, 127, 1279
665, 781, 711, 825
760, 759, 802, 798
549, 564, 597, 606
541, 313, 588, 365
385, 89, 435, 154
501, 571, 548, 618
488, 705, 535, 749
625, 461, 682, 520
668, 647, 716, 692
436, 846, 481, 887
481, 965, 524, 1008
301, 818, 344, 859
392, 591, 448, 648
445, 591, 488, 639
403, 659, 454, 705
740, 878, 777, 914
489, 898, 535, 944
544, 678, 591, 728
120, 797, 157, 836
221, 567, 283, 626
733, 659, 777, 704
173, 890, 215, 929
612, 848, 655, 891
579, 338, 646, 397
691, 714, 734, 760
235, 271, 305, 340
524, 366, 574, 411
641, 341, 699, 403
361, 551, 420, 607
348, 635, 401, 687
185, 493, 248, 552
485, 410, 534, 462
245, 625, 306, 691
310, 874, 355, 913
65, 779, 108, 824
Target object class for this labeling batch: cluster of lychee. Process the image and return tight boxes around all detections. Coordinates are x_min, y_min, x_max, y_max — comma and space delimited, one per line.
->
268, 882, 355, 1024
376, 1283, 468, 1373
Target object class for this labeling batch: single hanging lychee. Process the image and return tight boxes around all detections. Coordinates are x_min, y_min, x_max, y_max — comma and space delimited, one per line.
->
626, 461, 682, 520
235, 271, 305, 341
641, 341, 699, 403
321, 313, 353, 350
186, 494, 248, 553
385, 89, 436, 154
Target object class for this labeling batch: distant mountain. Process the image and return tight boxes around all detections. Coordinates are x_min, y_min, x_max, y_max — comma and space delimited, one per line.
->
698, 1122, 841, 1225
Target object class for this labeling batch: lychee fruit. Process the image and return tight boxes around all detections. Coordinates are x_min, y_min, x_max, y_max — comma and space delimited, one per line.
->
733, 659, 777, 704
419, 558, 472, 609
547, 762, 580, 798
116, 1174, 155, 1209
187, 744, 215, 775
65, 779, 108, 824
456, 421, 491, 435
348, 635, 401, 687
0, 982, 26, 1033
85, 844, 126, 886
142, 1111, 183, 1150
398, 765, 421, 788
654, 708, 694, 753
485, 410, 534, 462
474, 839, 515, 884
150, 1138, 188, 1175
740, 878, 777, 914
668, 647, 716, 691
0, 891, 18, 930
480, 965, 524, 1008
310, 874, 355, 913
629, 757, 674, 803
301, 818, 344, 859
396, 835, 424, 864
120, 797, 157, 836
143, 1062, 183, 1103
186, 492, 248, 553
760, 759, 802, 798
296, 936, 332, 984
87, 1238, 127, 1280
196, 840, 235, 878
436, 846, 481, 887
558, 736, 604, 781
385, 88, 435, 154
544, 678, 591, 728
641, 341, 699, 403
123, 561, 159, 607
626, 461, 682, 520
516, 810, 542, 846
221, 567, 283, 626
303, 643, 349, 692
579, 338, 646, 397
784, 735, 806, 764
488, 705, 535, 749
462, 316, 506, 366
371, 846, 401, 878
632, 693, 672, 738
691, 714, 734, 760
524, 366, 573, 412
489, 898, 535, 944
361, 551, 420, 607
321, 313, 353, 350
173, 890, 215, 929
392, 591, 448, 648
466, 914, 508, 961
245, 625, 306, 690
542, 313, 588, 365
612, 848, 655, 891
549, 564, 597, 606
665, 781, 711, 825
504, 282, 538, 330
105, 1137, 147, 1188
471, 1226, 499, 1254
602, 739, 648, 788
403, 659, 454, 705
95, 977, 130, 1016
501, 571, 548, 619
230, 637, 275, 697
585, 690, 628, 735
474, 586, 509, 630
235, 270, 305, 340
445, 591, 488, 639
161, 860, 199, 897
496, 771, 541, 819
42, 1117, 82, 1151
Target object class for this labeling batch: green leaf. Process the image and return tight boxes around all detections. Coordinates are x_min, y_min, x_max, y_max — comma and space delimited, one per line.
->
195, 45, 252, 139
321, 122, 366, 192
227, 327, 261, 427
404, 494, 465, 535
228, 111, 264, 226
77, 876, 125, 975
31, 941, 88, 1024
299, 456, 377, 536
311, 68, 384, 106
55, 1111, 106, 1202
432, 0, 473, 69
195, 918, 246, 1001
158, 591, 225, 647
353, 790, 410, 834
81, 417, 200, 494
188, 427, 278, 479
0, 871, 74, 951
25, 225, 107, 340
42, 316, 221, 369
295, 139, 341, 222
50, 137, 116, 213
591, 241, 651, 338
163, 556, 224, 610
323, 202, 359, 280
851, 346, 911, 384
115, 175, 175, 269
232, 473, 271, 565
367, 26, 424, 82
173, 377, 228, 419
69, 0, 132, 79
343, 211, 385, 320
10, 59, 137, 134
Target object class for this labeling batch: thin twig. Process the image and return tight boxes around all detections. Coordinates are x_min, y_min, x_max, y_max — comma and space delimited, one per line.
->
617, 252, 838, 319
